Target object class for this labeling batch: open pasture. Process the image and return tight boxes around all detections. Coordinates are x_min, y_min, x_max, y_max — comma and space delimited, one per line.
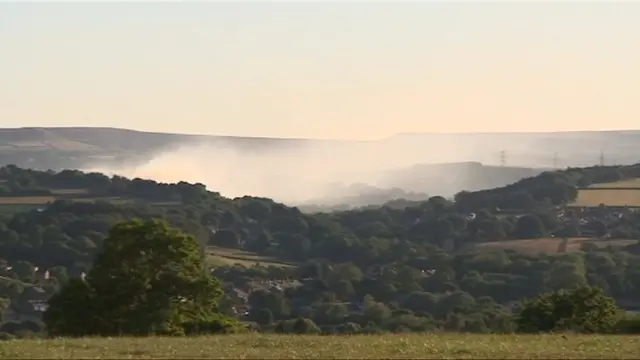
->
571, 188, 640, 207
1, 333, 639, 359
0, 191, 163, 211
49, 188, 89, 195
0, 196, 55, 205
206, 246, 296, 268
590, 179, 640, 188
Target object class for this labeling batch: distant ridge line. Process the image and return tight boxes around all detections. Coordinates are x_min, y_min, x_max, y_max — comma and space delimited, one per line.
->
3, 126, 640, 142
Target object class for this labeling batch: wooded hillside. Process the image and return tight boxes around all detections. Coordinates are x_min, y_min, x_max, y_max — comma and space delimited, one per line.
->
1, 163, 640, 336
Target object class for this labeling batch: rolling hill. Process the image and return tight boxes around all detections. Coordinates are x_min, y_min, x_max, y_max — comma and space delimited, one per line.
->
1, 161, 640, 339
3, 127, 640, 169
2, 127, 640, 207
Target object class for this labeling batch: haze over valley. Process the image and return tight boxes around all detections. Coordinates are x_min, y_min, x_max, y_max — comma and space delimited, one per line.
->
1, 127, 639, 209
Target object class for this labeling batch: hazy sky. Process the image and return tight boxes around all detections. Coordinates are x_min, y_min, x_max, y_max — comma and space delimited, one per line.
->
1, 2, 639, 140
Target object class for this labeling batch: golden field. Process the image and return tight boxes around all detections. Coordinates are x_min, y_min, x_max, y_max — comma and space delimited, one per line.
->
0, 334, 639, 359
571, 189, 640, 207
589, 179, 640, 188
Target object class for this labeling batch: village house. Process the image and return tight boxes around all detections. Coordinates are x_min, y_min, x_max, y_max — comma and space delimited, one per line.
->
33, 267, 50, 285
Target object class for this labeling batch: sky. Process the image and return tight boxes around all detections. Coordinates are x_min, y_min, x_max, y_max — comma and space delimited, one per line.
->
1, 2, 640, 141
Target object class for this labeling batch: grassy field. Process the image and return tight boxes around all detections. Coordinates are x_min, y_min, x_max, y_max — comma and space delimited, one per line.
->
1, 334, 639, 359
206, 246, 296, 268
0, 196, 56, 204
476, 237, 636, 255
0, 203, 44, 213
590, 179, 640, 188
571, 189, 640, 207
49, 188, 89, 195
571, 178, 640, 207
0, 188, 174, 212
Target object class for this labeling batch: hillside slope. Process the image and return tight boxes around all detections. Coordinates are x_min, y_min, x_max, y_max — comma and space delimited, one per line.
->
3, 127, 640, 170
0, 128, 548, 205
1, 163, 640, 336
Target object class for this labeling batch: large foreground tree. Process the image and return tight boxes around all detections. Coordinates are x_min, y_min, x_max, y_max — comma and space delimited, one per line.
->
44, 219, 238, 336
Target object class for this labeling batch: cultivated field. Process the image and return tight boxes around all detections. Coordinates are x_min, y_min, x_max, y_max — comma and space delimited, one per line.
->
206, 246, 296, 268
590, 179, 640, 188
571, 189, 640, 207
0, 188, 175, 213
476, 237, 636, 255
0, 334, 639, 359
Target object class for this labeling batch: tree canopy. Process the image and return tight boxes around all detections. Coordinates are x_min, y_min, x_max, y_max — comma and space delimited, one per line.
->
516, 285, 620, 333
0, 163, 640, 336
44, 219, 238, 336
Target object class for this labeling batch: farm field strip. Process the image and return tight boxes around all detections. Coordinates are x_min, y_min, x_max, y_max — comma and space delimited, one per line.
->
571, 188, 640, 207
590, 178, 640, 188
0, 196, 55, 204
49, 188, 89, 195
0, 192, 169, 207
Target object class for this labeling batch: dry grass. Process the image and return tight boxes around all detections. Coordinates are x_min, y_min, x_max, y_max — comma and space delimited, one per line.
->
590, 179, 640, 188
207, 246, 295, 268
0, 196, 55, 204
1, 334, 639, 359
571, 189, 640, 207
476, 237, 635, 255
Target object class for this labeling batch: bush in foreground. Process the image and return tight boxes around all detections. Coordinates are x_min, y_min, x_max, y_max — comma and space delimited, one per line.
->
516, 285, 620, 333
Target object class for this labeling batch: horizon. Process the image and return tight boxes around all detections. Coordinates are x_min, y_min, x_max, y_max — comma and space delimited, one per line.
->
4, 125, 640, 142
2, 2, 640, 140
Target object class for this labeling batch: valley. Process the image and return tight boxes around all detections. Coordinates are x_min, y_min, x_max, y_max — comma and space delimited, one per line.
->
4, 127, 638, 210
0, 161, 640, 341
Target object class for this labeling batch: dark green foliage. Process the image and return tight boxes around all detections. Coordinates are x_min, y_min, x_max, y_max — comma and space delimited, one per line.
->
1, 164, 640, 335
0, 332, 15, 341
614, 314, 640, 334
275, 317, 321, 334
251, 308, 274, 326
0, 320, 43, 338
516, 286, 620, 333
44, 219, 238, 337
514, 215, 546, 239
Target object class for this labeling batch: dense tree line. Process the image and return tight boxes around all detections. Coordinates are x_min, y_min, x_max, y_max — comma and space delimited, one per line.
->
1, 164, 640, 336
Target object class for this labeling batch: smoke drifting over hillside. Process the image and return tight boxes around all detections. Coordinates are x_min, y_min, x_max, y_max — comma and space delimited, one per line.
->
84, 131, 635, 207
85, 138, 468, 205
